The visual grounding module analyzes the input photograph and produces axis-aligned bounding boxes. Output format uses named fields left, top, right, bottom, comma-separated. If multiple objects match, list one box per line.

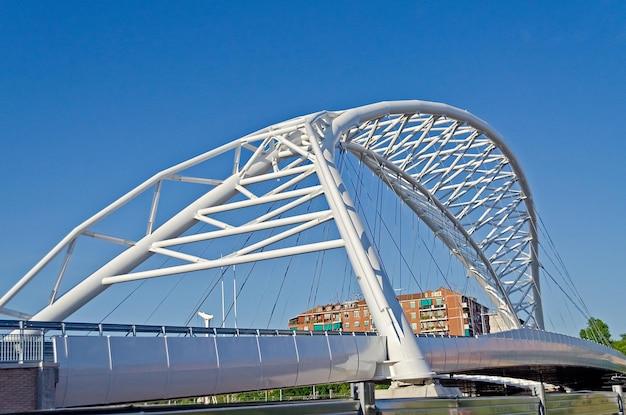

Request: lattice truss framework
left=0, top=101, right=542, bottom=332
left=336, top=108, right=542, bottom=329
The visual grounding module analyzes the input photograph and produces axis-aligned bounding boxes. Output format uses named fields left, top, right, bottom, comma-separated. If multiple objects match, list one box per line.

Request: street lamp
left=197, top=311, right=214, bottom=336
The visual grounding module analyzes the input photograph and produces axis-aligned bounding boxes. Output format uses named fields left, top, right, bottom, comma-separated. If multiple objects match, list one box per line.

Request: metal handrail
left=0, top=319, right=379, bottom=338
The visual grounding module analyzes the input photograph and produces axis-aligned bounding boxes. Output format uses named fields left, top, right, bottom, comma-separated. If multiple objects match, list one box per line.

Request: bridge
left=1, top=100, right=625, bottom=413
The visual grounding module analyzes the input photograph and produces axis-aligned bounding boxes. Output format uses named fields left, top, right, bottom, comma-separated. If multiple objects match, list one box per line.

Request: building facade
left=288, top=287, right=490, bottom=337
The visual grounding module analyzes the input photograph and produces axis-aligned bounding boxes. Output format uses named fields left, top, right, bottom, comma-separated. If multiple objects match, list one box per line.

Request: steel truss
left=0, top=100, right=543, bottom=381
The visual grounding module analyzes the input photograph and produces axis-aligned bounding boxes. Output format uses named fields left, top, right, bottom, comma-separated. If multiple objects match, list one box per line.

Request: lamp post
left=197, top=311, right=214, bottom=336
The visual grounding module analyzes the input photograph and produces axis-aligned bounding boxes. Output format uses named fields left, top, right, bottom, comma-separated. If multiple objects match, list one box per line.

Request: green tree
left=613, top=334, right=626, bottom=356
left=579, top=317, right=612, bottom=346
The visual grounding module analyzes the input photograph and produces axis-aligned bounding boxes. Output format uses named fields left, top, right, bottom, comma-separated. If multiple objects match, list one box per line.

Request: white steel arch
left=0, top=100, right=543, bottom=381
left=332, top=102, right=542, bottom=330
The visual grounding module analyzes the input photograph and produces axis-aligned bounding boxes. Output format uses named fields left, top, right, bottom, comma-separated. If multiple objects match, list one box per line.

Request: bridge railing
left=0, top=333, right=44, bottom=364
left=0, top=319, right=379, bottom=366
left=0, top=321, right=46, bottom=364
left=0, top=319, right=380, bottom=338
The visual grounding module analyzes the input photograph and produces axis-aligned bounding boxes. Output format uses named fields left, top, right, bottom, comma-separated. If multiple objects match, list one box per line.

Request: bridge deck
left=2, top=321, right=624, bottom=408
left=48, top=326, right=626, bottom=407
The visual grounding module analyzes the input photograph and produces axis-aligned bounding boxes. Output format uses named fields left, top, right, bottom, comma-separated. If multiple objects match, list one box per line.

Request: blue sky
left=1, top=2, right=625, bottom=337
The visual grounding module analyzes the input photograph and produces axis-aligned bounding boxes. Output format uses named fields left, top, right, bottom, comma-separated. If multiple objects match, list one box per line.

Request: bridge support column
left=307, top=120, right=433, bottom=381
left=532, top=382, right=546, bottom=415
left=352, top=382, right=376, bottom=415
left=613, top=384, right=624, bottom=415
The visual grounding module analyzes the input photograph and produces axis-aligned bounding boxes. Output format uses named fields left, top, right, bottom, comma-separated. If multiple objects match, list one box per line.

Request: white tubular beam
left=0, top=138, right=247, bottom=309
left=146, top=180, right=162, bottom=235
left=307, top=117, right=434, bottom=382
left=346, top=142, right=520, bottom=329
left=27, top=149, right=279, bottom=322
left=0, top=116, right=313, bottom=311
left=240, top=164, right=313, bottom=185
left=102, top=239, right=345, bottom=284
left=196, top=185, right=323, bottom=215
left=333, top=101, right=542, bottom=329
left=149, top=247, right=208, bottom=264
left=154, top=211, right=333, bottom=248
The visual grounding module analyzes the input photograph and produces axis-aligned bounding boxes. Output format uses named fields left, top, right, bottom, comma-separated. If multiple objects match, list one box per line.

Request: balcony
left=419, top=316, right=448, bottom=322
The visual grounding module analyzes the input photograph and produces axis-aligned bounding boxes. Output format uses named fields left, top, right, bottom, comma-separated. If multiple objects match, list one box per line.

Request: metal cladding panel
left=473, top=336, right=487, bottom=369
left=53, top=338, right=68, bottom=407
left=420, top=337, right=442, bottom=372
left=420, top=329, right=626, bottom=375
left=165, top=336, right=219, bottom=398
left=459, top=336, right=480, bottom=370
left=54, top=336, right=112, bottom=408
left=453, top=337, right=473, bottom=369
left=327, top=335, right=359, bottom=383
left=108, top=336, right=169, bottom=404
left=435, top=336, right=452, bottom=373
left=415, top=336, right=433, bottom=364
left=214, top=336, right=261, bottom=393
left=257, top=336, right=298, bottom=389
left=441, top=336, right=460, bottom=373
left=354, top=335, right=386, bottom=379
left=294, top=334, right=332, bottom=386
left=489, top=338, right=508, bottom=368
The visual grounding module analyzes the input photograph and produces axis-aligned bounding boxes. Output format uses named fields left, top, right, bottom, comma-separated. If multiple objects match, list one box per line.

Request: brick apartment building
left=288, top=287, right=490, bottom=337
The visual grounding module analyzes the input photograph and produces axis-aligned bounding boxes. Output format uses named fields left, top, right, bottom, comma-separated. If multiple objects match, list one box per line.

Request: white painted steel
left=331, top=101, right=541, bottom=329
left=307, top=117, right=434, bottom=381
left=4, top=100, right=545, bottom=381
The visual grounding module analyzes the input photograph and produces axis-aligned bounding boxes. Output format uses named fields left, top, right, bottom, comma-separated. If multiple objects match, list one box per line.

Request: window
left=364, top=320, right=369, bottom=326
left=354, top=321, right=360, bottom=328
left=411, top=312, right=417, bottom=320
left=354, top=310, right=360, bottom=318
left=364, top=309, right=369, bottom=317
left=345, top=322, right=350, bottom=328
left=411, top=323, right=418, bottom=330
left=410, top=301, right=416, bottom=308
left=344, top=312, right=349, bottom=319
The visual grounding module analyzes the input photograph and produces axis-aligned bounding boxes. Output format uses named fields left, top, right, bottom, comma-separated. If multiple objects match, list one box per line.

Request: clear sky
left=1, top=2, right=625, bottom=337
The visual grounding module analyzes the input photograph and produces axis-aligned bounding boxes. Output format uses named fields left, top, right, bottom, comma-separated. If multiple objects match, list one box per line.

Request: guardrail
left=0, top=319, right=380, bottom=337
left=0, top=319, right=381, bottom=366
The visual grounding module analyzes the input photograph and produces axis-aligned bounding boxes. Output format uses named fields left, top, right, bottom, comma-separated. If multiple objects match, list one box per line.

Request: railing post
left=39, top=328, right=44, bottom=363
left=18, top=320, right=24, bottom=364
left=353, top=382, right=376, bottom=415
left=532, top=382, right=547, bottom=415
left=613, top=384, right=624, bottom=415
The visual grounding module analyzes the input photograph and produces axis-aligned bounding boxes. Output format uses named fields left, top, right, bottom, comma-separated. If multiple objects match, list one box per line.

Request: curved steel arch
left=329, top=101, right=542, bottom=330
left=0, top=100, right=543, bottom=381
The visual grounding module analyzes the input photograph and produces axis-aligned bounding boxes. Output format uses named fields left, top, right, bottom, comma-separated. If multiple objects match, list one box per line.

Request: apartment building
left=288, top=287, right=490, bottom=337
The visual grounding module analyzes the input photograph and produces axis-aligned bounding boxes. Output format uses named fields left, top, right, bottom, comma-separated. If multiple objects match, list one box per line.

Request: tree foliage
left=580, top=317, right=626, bottom=356
left=579, top=317, right=611, bottom=345
left=613, top=334, right=626, bottom=356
